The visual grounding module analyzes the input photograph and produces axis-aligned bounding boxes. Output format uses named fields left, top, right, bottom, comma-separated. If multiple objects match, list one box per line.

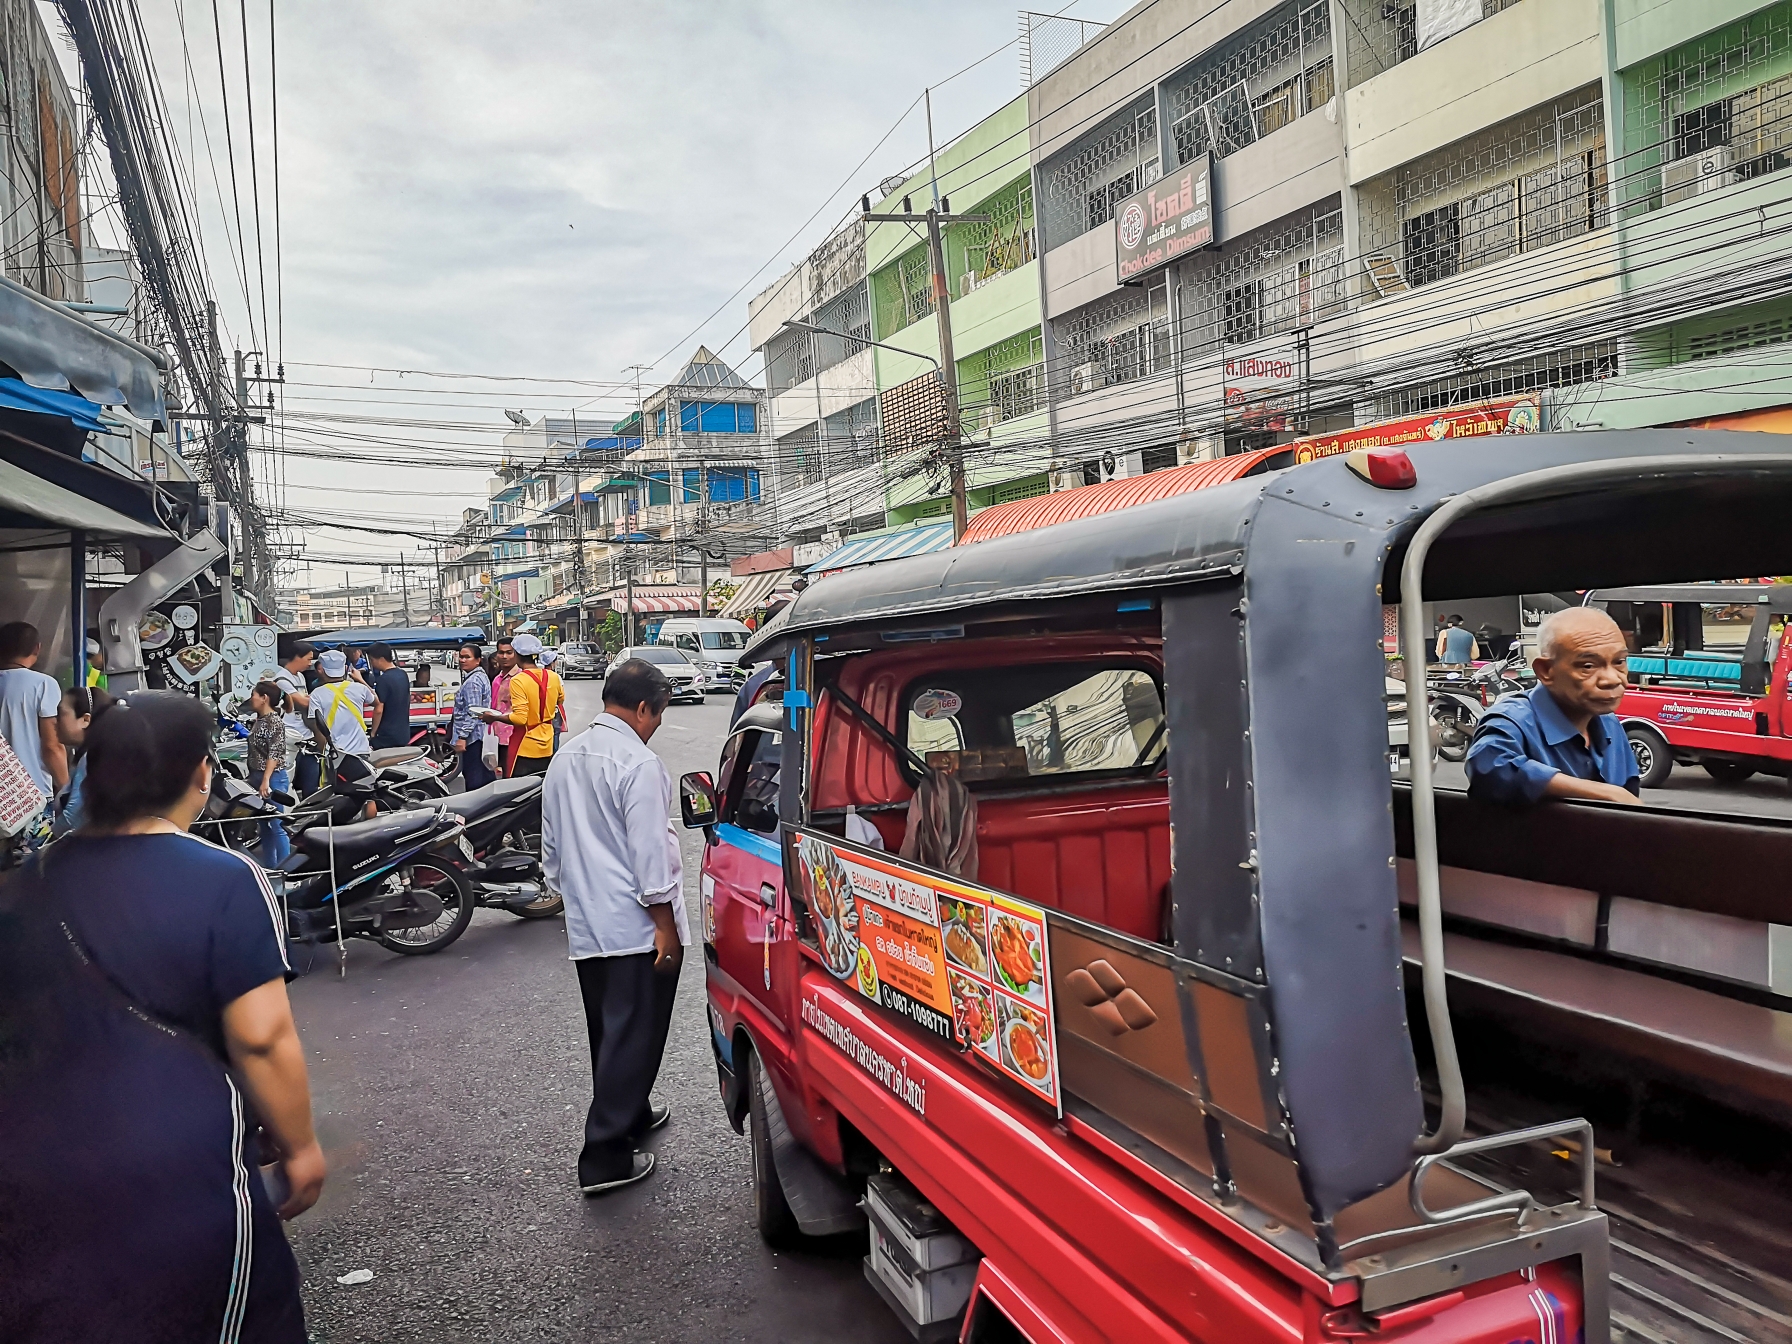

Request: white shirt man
left=0, top=621, right=66, bottom=797
left=542, top=658, right=686, bottom=1196
left=307, top=650, right=375, bottom=758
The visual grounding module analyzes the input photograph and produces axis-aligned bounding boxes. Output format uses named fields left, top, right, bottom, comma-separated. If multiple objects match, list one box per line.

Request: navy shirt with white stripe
left=50, top=832, right=288, bottom=1058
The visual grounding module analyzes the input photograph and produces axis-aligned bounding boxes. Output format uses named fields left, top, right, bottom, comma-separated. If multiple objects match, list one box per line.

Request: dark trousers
left=459, top=744, right=495, bottom=793
left=575, top=951, right=678, bottom=1184
left=510, top=752, right=552, bottom=778
left=293, top=747, right=321, bottom=799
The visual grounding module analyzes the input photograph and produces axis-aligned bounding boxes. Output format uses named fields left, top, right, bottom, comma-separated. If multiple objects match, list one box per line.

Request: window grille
left=994, top=476, right=1050, bottom=505
left=1338, top=0, right=1526, bottom=90
left=1618, top=4, right=1792, bottom=217
left=811, top=284, right=872, bottom=373
left=1052, top=279, right=1171, bottom=396
left=1383, top=340, right=1616, bottom=416
left=823, top=398, right=881, bottom=470
left=899, top=247, right=934, bottom=330
left=962, top=328, right=1046, bottom=429
left=954, top=181, right=1036, bottom=297
left=1176, top=204, right=1345, bottom=357
left=1357, top=89, right=1606, bottom=292
left=779, top=423, right=825, bottom=487
left=1038, top=93, right=1158, bottom=248
left=1163, top=1, right=1332, bottom=167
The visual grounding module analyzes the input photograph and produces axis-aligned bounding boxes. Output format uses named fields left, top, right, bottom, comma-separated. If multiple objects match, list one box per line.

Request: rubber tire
left=1433, top=706, right=1473, bottom=764
left=376, top=858, right=475, bottom=955
left=1626, top=725, right=1674, bottom=789
left=746, top=1051, right=802, bottom=1248
left=499, top=827, right=560, bottom=919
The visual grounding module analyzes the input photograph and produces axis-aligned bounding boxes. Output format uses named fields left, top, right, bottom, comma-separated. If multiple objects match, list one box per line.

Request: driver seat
left=440, top=776, right=542, bottom=822
left=297, top=807, right=443, bottom=863
left=370, top=746, right=426, bottom=768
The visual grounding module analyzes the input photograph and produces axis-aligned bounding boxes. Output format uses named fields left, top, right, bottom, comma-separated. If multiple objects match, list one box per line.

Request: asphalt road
left=285, top=681, right=908, bottom=1344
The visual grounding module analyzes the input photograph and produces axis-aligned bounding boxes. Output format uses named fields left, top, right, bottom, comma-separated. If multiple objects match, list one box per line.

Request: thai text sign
left=1222, top=332, right=1307, bottom=429
left=791, top=827, right=1062, bottom=1113
left=1288, top=397, right=1541, bottom=462
left=1115, top=156, right=1215, bottom=284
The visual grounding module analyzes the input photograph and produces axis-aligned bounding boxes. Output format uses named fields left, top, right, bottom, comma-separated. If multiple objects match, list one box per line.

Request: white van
left=655, top=617, right=752, bottom=692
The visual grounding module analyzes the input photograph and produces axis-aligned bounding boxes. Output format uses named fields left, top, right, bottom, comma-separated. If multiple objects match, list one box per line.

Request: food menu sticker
left=940, top=887, right=1059, bottom=1112
left=795, top=831, right=956, bottom=1045
left=792, top=825, right=1061, bottom=1114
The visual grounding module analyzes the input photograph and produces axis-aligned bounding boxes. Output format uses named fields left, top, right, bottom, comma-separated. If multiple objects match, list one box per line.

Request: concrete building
left=1014, top=0, right=1792, bottom=487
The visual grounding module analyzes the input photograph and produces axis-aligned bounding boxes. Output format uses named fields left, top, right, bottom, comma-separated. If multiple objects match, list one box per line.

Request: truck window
left=903, top=664, right=1165, bottom=783
left=700, top=631, right=747, bottom=650
left=722, top=729, right=781, bottom=834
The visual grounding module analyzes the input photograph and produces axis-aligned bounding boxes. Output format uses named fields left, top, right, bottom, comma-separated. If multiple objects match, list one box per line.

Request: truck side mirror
left=679, top=771, right=718, bottom=828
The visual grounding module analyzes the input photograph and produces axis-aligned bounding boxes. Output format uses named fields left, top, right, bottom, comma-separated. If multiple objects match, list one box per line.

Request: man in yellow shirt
left=479, top=633, right=561, bottom=777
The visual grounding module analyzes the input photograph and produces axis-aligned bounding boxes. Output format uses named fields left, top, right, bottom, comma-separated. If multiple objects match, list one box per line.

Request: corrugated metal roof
left=957, top=447, right=1287, bottom=546
left=805, top=521, right=955, bottom=573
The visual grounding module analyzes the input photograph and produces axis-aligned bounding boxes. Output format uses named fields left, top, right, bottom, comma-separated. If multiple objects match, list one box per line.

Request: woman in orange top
left=478, top=634, right=561, bottom=776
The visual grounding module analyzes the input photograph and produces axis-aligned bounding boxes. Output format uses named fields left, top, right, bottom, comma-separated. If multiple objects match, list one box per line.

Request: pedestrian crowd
left=0, top=626, right=691, bottom=1339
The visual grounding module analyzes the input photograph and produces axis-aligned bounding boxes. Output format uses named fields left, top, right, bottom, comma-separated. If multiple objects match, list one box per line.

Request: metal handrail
left=1411, top=1118, right=1597, bottom=1225
left=1399, top=451, right=1792, bottom=1155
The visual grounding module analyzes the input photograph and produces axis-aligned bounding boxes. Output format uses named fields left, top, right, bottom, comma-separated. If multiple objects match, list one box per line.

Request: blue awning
left=496, top=567, right=540, bottom=581
left=806, top=522, right=954, bottom=574
left=0, top=376, right=111, bottom=433
left=0, top=275, right=166, bottom=423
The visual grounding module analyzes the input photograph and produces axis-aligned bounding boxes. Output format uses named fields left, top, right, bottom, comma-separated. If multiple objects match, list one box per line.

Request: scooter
left=438, top=775, right=561, bottom=919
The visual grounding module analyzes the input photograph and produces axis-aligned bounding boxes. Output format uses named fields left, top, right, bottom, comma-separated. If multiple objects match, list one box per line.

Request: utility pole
left=398, top=553, right=411, bottom=627
left=861, top=194, right=988, bottom=542
left=697, top=459, right=709, bottom=618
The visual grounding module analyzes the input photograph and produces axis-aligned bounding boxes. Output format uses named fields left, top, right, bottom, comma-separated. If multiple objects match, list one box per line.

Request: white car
left=617, top=645, right=707, bottom=704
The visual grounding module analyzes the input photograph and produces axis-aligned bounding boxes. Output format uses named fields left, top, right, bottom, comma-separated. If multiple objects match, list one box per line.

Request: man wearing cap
left=479, top=633, right=561, bottom=777
left=83, top=638, right=107, bottom=690
left=307, top=649, right=376, bottom=762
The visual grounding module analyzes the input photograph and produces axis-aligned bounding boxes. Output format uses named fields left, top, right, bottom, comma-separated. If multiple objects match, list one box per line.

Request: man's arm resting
left=646, top=898, right=681, bottom=972
left=38, top=715, right=67, bottom=790
left=1542, top=772, right=1640, bottom=805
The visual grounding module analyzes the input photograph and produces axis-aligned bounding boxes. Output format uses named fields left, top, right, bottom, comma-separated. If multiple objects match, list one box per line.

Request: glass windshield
left=561, top=643, right=594, bottom=655
left=701, top=631, right=748, bottom=650
left=632, top=646, right=688, bottom=665
left=903, top=663, right=1166, bottom=783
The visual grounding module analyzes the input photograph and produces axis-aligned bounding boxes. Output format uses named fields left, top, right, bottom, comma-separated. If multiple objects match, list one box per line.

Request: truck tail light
left=1344, top=447, right=1417, bottom=489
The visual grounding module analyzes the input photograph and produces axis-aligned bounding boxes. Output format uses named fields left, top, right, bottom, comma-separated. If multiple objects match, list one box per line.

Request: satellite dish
left=503, top=409, right=529, bottom=427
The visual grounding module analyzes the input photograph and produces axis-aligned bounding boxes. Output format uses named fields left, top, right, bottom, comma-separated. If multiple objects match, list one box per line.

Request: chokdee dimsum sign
left=1115, top=155, right=1215, bottom=284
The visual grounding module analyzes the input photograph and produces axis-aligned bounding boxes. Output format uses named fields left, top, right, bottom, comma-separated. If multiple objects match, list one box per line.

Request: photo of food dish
left=949, top=971, right=997, bottom=1056
left=855, top=945, right=879, bottom=1001
left=799, top=837, right=859, bottom=980
left=137, top=610, right=174, bottom=651
left=941, top=900, right=989, bottom=977
left=990, top=913, right=1045, bottom=1002
left=166, top=641, right=224, bottom=686
left=998, top=997, right=1053, bottom=1094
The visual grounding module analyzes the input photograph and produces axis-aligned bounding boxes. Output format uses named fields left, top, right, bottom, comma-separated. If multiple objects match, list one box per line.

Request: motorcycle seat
left=441, top=776, right=542, bottom=822
left=370, top=746, right=427, bottom=768
left=297, top=807, right=444, bottom=862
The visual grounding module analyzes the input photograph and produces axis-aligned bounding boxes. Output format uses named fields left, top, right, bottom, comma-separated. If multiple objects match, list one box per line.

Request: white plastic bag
left=844, top=805, right=885, bottom=851
left=480, top=731, right=500, bottom=772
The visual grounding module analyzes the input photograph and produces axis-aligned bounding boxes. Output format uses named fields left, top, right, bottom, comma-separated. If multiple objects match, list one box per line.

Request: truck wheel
left=1626, top=725, right=1673, bottom=788
left=746, top=1051, right=802, bottom=1248
left=1702, top=760, right=1757, bottom=784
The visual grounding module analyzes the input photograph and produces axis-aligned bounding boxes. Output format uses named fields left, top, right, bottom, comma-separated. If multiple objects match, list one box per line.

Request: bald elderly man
left=1465, top=607, right=1640, bottom=807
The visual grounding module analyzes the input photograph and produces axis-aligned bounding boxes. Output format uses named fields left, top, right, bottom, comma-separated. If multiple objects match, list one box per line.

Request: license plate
left=458, top=836, right=475, bottom=860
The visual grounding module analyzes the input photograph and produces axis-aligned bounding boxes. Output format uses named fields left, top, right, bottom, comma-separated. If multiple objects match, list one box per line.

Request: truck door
left=709, top=726, right=788, bottom=1029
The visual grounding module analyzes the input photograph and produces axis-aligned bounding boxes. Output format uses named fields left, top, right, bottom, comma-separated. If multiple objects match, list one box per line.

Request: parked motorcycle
left=1423, top=650, right=1534, bottom=762
left=200, top=758, right=474, bottom=956
left=438, top=775, right=561, bottom=919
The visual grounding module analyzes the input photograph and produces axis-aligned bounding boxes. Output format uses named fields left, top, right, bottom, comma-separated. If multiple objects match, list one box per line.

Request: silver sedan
left=615, top=645, right=707, bottom=704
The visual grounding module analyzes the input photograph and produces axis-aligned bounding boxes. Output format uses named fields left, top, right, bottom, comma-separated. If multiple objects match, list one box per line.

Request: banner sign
left=1115, top=155, right=1215, bottom=284
left=1223, top=332, right=1307, bottom=429
left=1288, top=396, right=1541, bottom=463
left=790, top=827, right=1062, bottom=1113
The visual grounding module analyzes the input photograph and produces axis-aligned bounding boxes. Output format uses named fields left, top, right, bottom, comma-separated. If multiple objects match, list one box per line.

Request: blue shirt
left=452, top=667, right=490, bottom=745
left=1465, top=684, right=1639, bottom=807
left=369, top=665, right=412, bottom=748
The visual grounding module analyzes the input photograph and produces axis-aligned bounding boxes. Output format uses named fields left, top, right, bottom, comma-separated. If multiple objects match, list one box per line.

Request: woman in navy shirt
left=0, top=691, right=325, bottom=1342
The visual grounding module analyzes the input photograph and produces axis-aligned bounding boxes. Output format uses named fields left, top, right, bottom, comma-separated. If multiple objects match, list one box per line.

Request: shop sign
left=1115, top=156, right=1215, bottom=284
left=791, top=827, right=1062, bottom=1113
left=1288, top=396, right=1541, bottom=463
left=1223, top=332, right=1307, bottom=429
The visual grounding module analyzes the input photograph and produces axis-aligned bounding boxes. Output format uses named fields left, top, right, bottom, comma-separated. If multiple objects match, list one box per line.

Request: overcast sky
left=87, top=1, right=1128, bottom=586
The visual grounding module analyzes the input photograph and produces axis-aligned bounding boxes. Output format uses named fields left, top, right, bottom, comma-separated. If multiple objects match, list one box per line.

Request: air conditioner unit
left=1662, top=145, right=1736, bottom=206
left=977, top=405, right=1000, bottom=433
left=1070, top=362, right=1101, bottom=396
left=960, top=272, right=980, bottom=295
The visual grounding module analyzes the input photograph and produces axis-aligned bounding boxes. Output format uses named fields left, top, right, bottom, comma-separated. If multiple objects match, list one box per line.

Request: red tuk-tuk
left=682, top=432, right=1792, bottom=1344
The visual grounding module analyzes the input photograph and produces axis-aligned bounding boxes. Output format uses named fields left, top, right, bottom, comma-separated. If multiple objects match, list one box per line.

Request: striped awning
left=958, top=446, right=1286, bottom=546
left=719, top=569, right=796, bottom=618
left=589, top=586, right=703, bottom=614
left=805, top=521, right=954, bottom=574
